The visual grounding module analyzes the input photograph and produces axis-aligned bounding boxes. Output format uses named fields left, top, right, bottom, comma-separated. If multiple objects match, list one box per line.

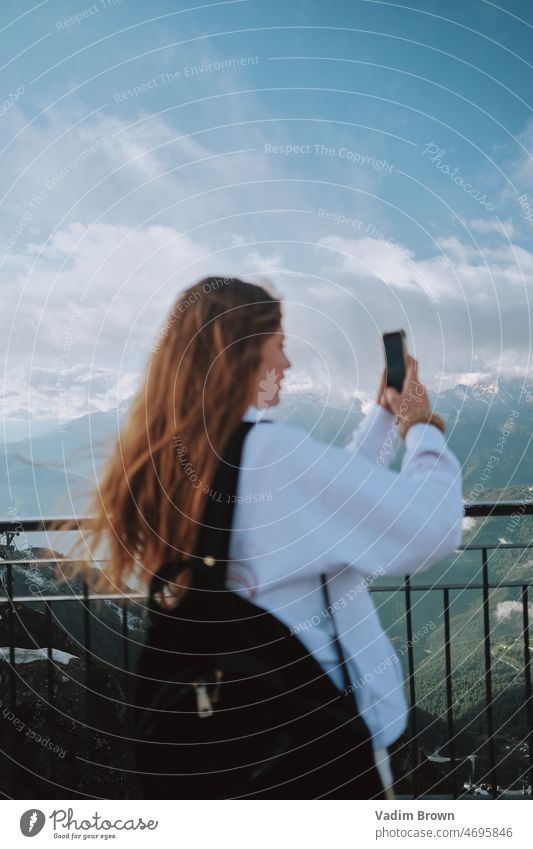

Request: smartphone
left=382, top=330, right=407, bottom=393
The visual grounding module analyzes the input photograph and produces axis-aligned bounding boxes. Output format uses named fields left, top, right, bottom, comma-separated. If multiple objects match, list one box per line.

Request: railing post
left=82, top=578, right=93, bottom=763
left=44, top=599, right=56, bottom=789
left=122, top=599, right=130, bottom=674
left=443, top=588, right=457, bottom=798
left=521, top=585, right=533, bottom=796
left=4, top=564, right=17, bottom=796
left=121, top=599, right=135, bottom=775
left=482, top=547, right=497, bottom=797
left=404, top=575, right=419, bottom=798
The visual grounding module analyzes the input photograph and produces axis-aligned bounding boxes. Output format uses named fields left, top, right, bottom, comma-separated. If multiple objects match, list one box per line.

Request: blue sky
left=1, top=0, right=533, bottom=437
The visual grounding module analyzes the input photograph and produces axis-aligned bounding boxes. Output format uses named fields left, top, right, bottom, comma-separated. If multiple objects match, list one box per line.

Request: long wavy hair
left=59, top=277, right=281, bottom=597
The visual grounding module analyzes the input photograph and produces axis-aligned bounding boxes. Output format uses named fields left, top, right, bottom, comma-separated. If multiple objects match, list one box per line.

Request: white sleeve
left=343, top=403, right=399, bottom=468
left=287, top=420, right=464, bottom=579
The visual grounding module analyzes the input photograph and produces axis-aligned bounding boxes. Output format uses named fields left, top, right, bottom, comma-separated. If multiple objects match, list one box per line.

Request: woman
left=82, top=276, right=463, bottom=799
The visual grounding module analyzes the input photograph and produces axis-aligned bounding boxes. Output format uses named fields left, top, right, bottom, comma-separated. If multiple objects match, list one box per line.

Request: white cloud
left=302, top=231, right=533, bottom=384
left=317, top=234, right=425, bottom=291
left=2, top=102, right=533, bottom=428
left=1, top=362, right=139, bottom=421
left=467, top=218, right=516, bottom=238
left=4, top=215, right=533, bottom=424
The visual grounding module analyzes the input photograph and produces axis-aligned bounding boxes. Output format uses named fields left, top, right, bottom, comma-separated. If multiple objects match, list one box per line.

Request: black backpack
left=133, top=420, right=385, bottom=799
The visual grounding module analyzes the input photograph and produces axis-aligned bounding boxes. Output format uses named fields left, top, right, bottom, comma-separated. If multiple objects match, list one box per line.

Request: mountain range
left=2, top=377, right=532, bottom=518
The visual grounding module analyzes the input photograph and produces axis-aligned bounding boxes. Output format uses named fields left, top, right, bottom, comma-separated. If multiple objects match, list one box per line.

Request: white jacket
left=226, top=402, right=464, bottom=748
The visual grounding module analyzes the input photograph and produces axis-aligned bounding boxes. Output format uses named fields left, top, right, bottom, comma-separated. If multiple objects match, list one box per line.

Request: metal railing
left=370, top=502, right=533, bottom=799
left=1, top=501, right=532, bottom=799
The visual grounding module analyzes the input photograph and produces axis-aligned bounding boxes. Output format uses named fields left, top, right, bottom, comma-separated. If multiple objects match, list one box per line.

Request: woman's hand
left=383, top=356, right=432, bottom=422
left=376, top=366, right=394, bottom=413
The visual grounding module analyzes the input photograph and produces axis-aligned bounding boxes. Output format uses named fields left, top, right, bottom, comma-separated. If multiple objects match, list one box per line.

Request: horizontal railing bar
left=1, top=500, right=532, bottom=534
left=0, top=593, right=147, bottom=603
left=0, top=518, right=97, bottom=532
left=1, top=543, right=532, bottom=572
left=4, top=579, right=533, bottom=603
left=0, top=557, right=111, bottom=566
left=458, top=543, right=533, bottom=551
left=464, top=501, right=533, bottom=517
left=371, top=581, right=533, bottom=592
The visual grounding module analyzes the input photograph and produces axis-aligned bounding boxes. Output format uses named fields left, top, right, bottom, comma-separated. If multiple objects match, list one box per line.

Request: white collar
left=242, top=404, right=272, bottom=423
left=242, top=404, right=259, bottom=422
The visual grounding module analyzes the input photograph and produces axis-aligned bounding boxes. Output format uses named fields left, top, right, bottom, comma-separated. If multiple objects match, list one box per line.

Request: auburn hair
left=59, top=277, right=281, bottom=596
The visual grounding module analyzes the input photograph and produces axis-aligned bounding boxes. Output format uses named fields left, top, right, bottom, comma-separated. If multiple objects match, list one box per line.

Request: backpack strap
left=149, top=420, right=268, bottom=601
left=320, top=574, right=358, bottom=714
left=193, top=420, right=264, bottom=589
